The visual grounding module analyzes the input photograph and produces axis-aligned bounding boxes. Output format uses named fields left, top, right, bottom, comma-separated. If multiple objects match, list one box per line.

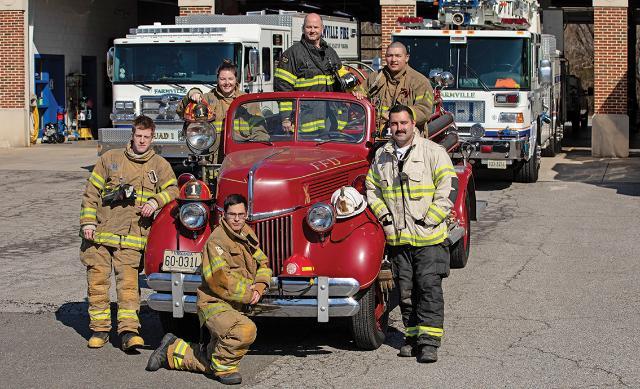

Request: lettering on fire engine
left=310, top=158, right=341, bottom=171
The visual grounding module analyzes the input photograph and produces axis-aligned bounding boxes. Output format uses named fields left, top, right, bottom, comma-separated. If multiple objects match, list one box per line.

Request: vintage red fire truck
left=144, top=87, right=476, bottom=350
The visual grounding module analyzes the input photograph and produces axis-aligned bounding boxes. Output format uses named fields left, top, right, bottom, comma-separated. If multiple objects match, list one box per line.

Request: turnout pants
left=166, top=307, right=257, bottom=376
left=388, top=243, right=450, bottom=348
left=80, top=241, right=142, bottom=334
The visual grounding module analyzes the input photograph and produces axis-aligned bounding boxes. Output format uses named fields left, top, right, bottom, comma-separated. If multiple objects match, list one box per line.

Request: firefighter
left=355, top=41, right=434, bottom=136
left=274, top=13, right=351, bottom=133
left=146, top=193, right=272, bottom=385
left=80, top=115, right=178, bottom=350
left=177, top=61, right=269, bottom=163
left=365, top=104, right=456, bottom=363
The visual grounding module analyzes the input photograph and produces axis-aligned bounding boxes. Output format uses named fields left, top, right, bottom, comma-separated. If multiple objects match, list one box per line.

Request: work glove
left=377, top=260, right=394, bottom=292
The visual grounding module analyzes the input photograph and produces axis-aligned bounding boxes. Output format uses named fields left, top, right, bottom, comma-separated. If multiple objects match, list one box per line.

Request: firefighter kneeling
left=146, top=194, right=272, bottom=385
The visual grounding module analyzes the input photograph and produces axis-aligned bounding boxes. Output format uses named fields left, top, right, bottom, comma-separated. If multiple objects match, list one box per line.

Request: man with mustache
left=365, top=104, right=455, bottom=363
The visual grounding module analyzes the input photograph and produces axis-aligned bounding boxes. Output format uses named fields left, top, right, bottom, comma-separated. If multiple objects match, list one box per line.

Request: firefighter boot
left=146, top=333, right=177, bottom=371
left=417, top=345, right=438, bottom=363
left=121, top=331, right=145, bottom=351
left=88, top=331, right=110, bottom=348
left=398, top=338, right=417, bottom=357
left=212, top=371, right=242, bottom=385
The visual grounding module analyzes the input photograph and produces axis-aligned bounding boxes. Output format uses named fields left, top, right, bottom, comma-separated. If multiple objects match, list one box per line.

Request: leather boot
left=87, top=331, right=110, bottom=348
left=398, top=338, right=416, bottom=357
left=121, top=331, right=144, bottom=351
left=416, top=345, right=438, bottom=363
left=212, top=371, right=242, bottom=385
left=146, top=333, right=177, bottom=371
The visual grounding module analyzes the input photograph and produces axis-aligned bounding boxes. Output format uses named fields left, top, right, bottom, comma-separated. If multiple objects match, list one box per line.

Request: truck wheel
left=159, top=312, right=200, bottom=342
left=450, top=194, right=471, bottom=269
left=513, top=144, right=539, bottom=183
left=350, top=284, right=388, bottom=350
left=541, top=134, right=556, bottom=157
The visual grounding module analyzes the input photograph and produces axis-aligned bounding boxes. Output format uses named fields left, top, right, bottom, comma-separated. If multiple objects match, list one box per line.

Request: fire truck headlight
left=307, top=203, right=335, bottom=233
left=179, top=202, right=208, bottom=230
left=185, top=122, right=217, bottom=155
left=498, top=112, right=524, bottom=124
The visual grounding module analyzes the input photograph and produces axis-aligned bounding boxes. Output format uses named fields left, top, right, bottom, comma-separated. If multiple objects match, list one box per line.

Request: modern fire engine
left=394, top=0, right=563, bottom=182
left=98, top=11, right=359, bottom=163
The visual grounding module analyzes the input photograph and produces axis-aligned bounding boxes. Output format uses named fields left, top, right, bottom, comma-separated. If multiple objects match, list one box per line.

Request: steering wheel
left=496, top=63, right=515, bottom=72
left=318, top=131, right=358, bottom=142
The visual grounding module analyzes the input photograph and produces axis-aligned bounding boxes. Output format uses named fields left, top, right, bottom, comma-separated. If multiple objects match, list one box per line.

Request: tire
left=159, top=311, right=200, bottom=342
left=450, top=194, right=471, bottom=269
left=553, top=125, right=563, bottom=154
left=513, top=144, right=539, bottom=183
left=541, top=134, right=556, bottom=157
left=350, top=285, right=388, bottom=350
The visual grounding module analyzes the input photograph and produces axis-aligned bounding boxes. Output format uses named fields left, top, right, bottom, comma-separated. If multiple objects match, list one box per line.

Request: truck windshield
left=395, top=36, right=531, bottom=90
left=113, top=43, right=241, bottom=84
left=231, top=99, right=367, bottom=144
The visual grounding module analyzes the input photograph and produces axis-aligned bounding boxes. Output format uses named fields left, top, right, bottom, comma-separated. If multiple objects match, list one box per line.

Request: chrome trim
left=147, top=293, right=360, bottom=318
left=317, top=276, right=329, bottom=322
left=147, top=274, right=360, bottom=298
left=171, top=272, right=185, bottom=318
left=250, top=207, right=299, bottom=221
left=247, top=148, right=288, bottom=221
left=452, top=137, right=527, bottom=160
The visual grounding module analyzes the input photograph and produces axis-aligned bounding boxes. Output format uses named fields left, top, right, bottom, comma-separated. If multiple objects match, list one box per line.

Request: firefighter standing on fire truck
left=355, top=41, right=434, bottom=135
left=146, top=193, right=272, bottom=386
left=274, top=13, right=352, bottom=133
left=80, top=115, right=178, bottom=350
left=366, top=105, right=455, bottom=363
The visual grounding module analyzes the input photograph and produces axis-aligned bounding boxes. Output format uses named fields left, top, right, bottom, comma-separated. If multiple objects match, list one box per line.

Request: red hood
left=218, top=147, right=368, bottom=213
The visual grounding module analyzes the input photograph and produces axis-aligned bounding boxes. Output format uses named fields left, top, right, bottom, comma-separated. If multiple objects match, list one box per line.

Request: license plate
left=161, top=250, right=202, bottom=273
left=153, top=129, right=181, bottom=143
left=487, top=160, right=507, bottom=169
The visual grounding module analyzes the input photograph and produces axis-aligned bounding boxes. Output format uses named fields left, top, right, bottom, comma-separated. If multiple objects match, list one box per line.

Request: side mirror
left=538, top=59, right=552, bottom=87
left=248, top=48, right=259, bottom=83
left=106, top=47, right=114, bottom=83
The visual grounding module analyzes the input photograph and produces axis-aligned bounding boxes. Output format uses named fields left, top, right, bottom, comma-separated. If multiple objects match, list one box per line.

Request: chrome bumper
left=452, top=136, right=529, bottom=161
left=146, top=273, right=361, bottom=322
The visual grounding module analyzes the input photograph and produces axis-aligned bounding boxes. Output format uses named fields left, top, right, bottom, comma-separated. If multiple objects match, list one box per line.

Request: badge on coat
left=215, top=246, right=224, bottom=255
left=109, top=163, right=119, bottom=171
left=281, top=55, right=289, bottom=64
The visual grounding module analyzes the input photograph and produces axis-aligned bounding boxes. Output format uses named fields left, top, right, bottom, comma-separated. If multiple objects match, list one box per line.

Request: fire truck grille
left=442, top=100, right=485, bottom=123
left=252, top=215, right=292, bottom=274
left=140, top=94, right=183, bottom=122
left=307, top=172, right=350, bottom=202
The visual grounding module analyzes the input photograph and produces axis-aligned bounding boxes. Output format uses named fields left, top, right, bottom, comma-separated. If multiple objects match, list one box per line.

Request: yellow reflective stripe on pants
left=426, top=204, right=448, bottom=224
left=198, top=302, right=232, bottom=323
left=173, top=339, right=190, bottom=370
left=211, top=356, right=238, bottom=373
left=433, top=165, right=456, bottom=186
left=94, top=232, right=122, bottom=247
left=89, top=172, right=105, bottom=190
left=89, top=308, right=111, bottom=321
left=80, top=207, right=97, bottom=220
left=275, top=68, right=298, bottom=85
left=161, top=178, right=177, bottom=190
left=405, top=326, right=418, bottom=337
left=386, top=228, right=447, bottom=247
left=417, top=326, right=444, bottom=337
left=117, top=308, right=139, bottom=322
left=94, top=232, right=147, bottom=250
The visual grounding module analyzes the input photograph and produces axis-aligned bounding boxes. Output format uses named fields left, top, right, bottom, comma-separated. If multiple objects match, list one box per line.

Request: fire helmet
left=183, top=100, right=215, bottom=123
left=331, top=186, right=366, bottom=219
left=178, top=179, right=213, bottom=202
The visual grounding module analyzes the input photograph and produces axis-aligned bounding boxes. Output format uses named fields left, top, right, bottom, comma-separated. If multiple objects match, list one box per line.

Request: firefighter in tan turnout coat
left=146, top=194, right=272, bottom=386
left=366, top=105, right=456, bottom=363
left=80, top=115, right=178, bottom=350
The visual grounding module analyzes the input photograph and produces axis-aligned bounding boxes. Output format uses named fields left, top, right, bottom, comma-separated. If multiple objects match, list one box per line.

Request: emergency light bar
left=130, top=26, right=227, bottom=36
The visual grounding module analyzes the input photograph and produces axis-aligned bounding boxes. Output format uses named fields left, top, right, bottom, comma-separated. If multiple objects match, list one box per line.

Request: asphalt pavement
left=0, top=140, right=639, bottom=388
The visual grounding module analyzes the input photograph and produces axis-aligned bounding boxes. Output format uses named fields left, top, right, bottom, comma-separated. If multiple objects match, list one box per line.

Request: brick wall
left=179, top=6, right=212, bottom=15
left=0, top=10, right=25, bottom=109
left=381, top=4, right=415, bottom=58
left=593, top=6, right=628, bottom=115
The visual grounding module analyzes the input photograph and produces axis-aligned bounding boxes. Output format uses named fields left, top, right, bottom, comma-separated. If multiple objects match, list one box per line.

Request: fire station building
left=0, top=0, right=637, bottom=157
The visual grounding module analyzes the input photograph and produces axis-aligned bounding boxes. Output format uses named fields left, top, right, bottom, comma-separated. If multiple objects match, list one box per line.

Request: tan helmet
left=331, top=186, right=367, bottom=219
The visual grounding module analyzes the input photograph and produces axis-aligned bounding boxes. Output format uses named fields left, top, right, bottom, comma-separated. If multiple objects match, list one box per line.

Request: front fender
left=297, top=209, right=385, bottom=289
left=144, top=200, right=212, bottom=275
